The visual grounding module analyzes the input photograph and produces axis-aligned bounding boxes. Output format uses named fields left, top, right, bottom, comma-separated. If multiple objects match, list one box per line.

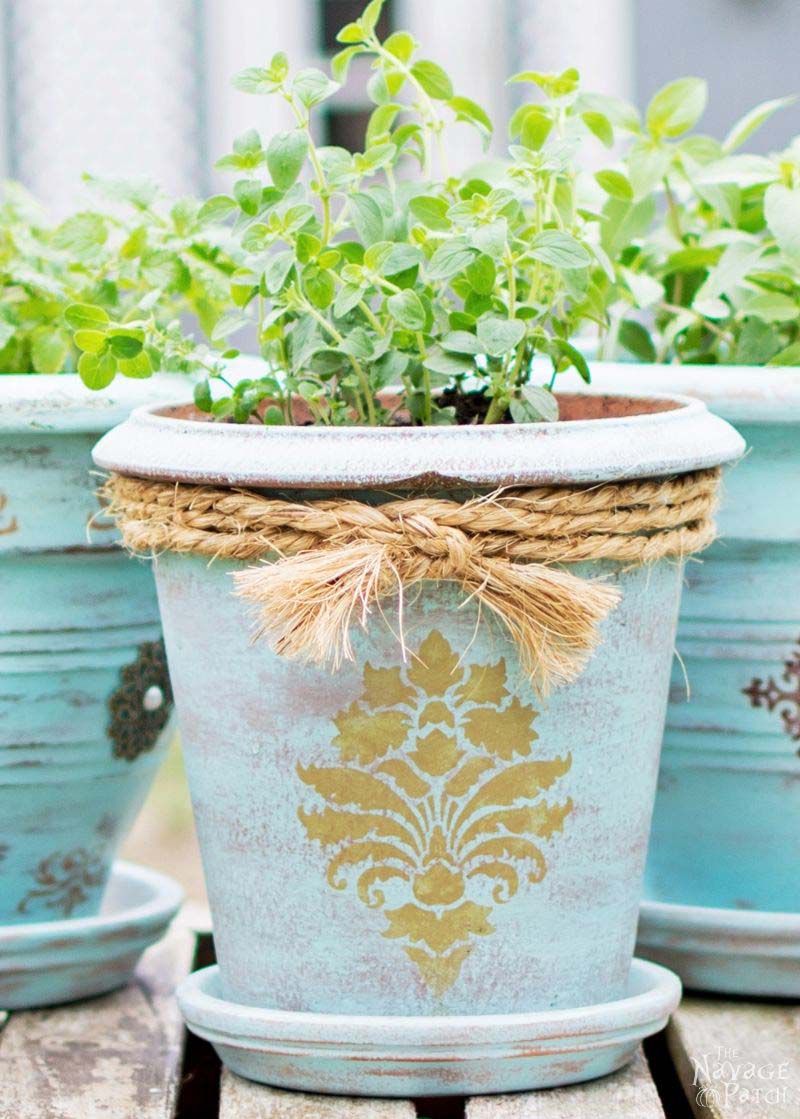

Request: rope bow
left=102, top=469, right=720, bottom=694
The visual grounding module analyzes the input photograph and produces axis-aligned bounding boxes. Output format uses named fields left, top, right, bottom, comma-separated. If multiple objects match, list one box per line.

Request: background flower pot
left=0, top=374, right=183, bottom=924
left=586, top=365, right=800, bottom=913
left=94, top=393, right=741, bottom=1077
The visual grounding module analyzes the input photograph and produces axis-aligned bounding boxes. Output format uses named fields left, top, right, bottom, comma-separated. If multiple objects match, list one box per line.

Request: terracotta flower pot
left=93, top=391, right=742, bottom=1094
left=0, top=374, right=181, bottom=924
left=586, top=365, right=800, bottom=996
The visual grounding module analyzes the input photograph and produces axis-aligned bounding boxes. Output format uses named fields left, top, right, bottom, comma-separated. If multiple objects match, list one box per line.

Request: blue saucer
left=638, top=899, right=800, bottom=998
left=177, top=958, right=681, bottom=1097
left=0, top=860, right=183, bottom=1009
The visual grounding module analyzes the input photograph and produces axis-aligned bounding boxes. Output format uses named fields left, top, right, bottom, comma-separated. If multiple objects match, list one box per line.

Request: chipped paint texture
left=582, top=366, right=800, bottom=919
left=158, top=552, right=683, bottom=1017
left=178, top=958, right=680, bottom=1096
left=0, top=376, right=174, bottom=924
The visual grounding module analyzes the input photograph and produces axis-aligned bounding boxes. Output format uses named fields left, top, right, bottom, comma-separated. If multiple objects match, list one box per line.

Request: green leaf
left=387, top=289, right=426, bottom=330
left=361, top=0, right=385, bottom=34
left=511, top=384, right=559, bottom=423
left=380, top=243, right=423, bottom=275
left=528, top=231, right=591, bottom=269
left=31, top=326, right=70, bottom=374
left=118, top=350, right=153, bottom=379
left=621, top=267, right=664, bottom=309
left=73, top=329, right=107, bottom=354
left=765, top=183, right=800, bottom=262
left=334, top=283, right=366, bottom=318
left=234, top=179, right=262, bottom=215
left=723, top=96, right=795, bottom=153
left=509, top=104, right=548, bottom=148
left=331, top=46, right=362, bottom=82
left=383, top=31, right=415, bottom=63
left=0, top=320, right=16, bottom=350
left=627, top=142, right=672, bottom=199
left=619, top=319, right=656, bottom=362
left=476, top=317, right=526, bottom=357
left=465, top=253, right=496, bottom=295
left=408, top=194, right=450, bottom=231
left=350, top=193, right=384, bottom=245
left=519, top=107, right=553, bottom=150
left=410, top=60, right=453, bottom=100
left=441, top=330, right=482, bottom=355
left=293, top=69, right=340, bottom=108
left=107, top=331, right=144, bottom=358
left=337, top=22, right=366, bottom=44
left=508, top=68, right=579, bottom=97
left=741, top=291, right=798, bottom=323
left=768, top=341, right=800, bottom=366
left=427, top=242, right=474, bottom=280
left=423, top=347, right=476, bottom=376
left=366, top=102, right=402, bottom=145
left=693, top=241, right=764, bottom=303
left=448, top=96, right=492, bottom=140
left=212, top=310, right=251, bottom=342
left=194, top=379, right=213, bottom=412
left=52, top=213, right=107, bottom=255
left=233, top=67, right=274, bottom=94
left=549, top=338, right=592, bottom=383
left=64, top=303, right=110, bottom=331
left=646, top=77, right=707, bottom=139
left=582, top=111, right=613, bottom=147
left=303, top=265, right=335, bottom=309
left=734, top=317, right=782, bottom=365
left=78, top=350, right=116, bottom=390
left=198, top=194, right=238, bottom=223
left=594, top=169, right=633, bottom=202
left=266, top=130, right=308, bottom=190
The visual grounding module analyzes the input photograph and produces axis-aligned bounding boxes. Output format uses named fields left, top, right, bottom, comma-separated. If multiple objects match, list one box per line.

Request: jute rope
left=103, top=468, right=720, bottom=693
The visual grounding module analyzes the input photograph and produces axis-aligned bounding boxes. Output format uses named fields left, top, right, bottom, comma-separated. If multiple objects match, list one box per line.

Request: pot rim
left=0, top=372, right=192, bottom=435
left=92, top=388, right=745, bottom=489
left=584, top=361, right=800, bottom=424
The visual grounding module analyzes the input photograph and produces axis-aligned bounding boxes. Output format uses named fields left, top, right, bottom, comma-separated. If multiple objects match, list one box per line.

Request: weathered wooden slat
left=220, top=1069, right=417, bottom=1118
left=667, top=997, right=800, bottom=1119
left=0, top=922, right=194, bottom=1119
left=466, top=1049, right=664, bottom=1118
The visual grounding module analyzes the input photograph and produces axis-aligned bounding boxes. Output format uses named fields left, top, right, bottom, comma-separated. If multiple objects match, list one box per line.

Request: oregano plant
left=1, top=177, right=229, bottom=385
left=599, top=80, right=800, bottom=365
left=89, top=0, right=631, bottom=425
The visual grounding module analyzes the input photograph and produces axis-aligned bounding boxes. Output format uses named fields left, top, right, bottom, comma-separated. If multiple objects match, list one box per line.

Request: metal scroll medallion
left=298, top=629, right=573, bottom=996
left=108, top=639, right=174, bottom=761
left=742, top=637, right=800, bottom=752
left=17, top=847, right=105, bottom=917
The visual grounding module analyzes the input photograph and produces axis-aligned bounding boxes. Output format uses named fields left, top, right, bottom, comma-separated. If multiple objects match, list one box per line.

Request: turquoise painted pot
left=0, top=375, right=183, bottom=925
left=587, top=365, right=800, bottom=913
left=94, top=393, right=740, bottom=1085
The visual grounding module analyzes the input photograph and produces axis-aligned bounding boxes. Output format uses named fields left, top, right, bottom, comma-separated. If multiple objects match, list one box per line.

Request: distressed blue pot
left=0, top=375, right=183, bottom=925
left=588, top=366, right=800, bottom=913
left=94, top=392, right=741, bottom=1093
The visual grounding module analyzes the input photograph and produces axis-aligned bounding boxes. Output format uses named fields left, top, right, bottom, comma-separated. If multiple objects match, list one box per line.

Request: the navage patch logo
left=691, top=1045, right=794, bottom=1109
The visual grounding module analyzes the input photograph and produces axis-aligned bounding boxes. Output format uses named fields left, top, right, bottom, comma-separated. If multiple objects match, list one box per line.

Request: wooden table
left=1, top=923, right=797, bottom=1119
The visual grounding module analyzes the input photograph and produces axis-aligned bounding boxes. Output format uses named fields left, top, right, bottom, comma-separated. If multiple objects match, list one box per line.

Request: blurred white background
left=1, top=0, right=798, bottom=214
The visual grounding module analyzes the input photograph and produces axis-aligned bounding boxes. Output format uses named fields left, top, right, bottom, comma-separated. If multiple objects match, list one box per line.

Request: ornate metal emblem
left=108, top=639, right=173, bottom=761
left=17, top=847, right=105, bottom=917
left=743, top=638, right=800, bottom=750
left=298, top=629, right=573, bottom=996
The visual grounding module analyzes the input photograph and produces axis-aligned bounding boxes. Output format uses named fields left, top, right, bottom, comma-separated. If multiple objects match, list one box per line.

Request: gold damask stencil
left=297, top=629, right=573, bottom=996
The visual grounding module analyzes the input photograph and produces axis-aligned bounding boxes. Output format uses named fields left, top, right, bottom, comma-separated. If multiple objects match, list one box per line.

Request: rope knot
left=101, top=468, right=722, bottom=694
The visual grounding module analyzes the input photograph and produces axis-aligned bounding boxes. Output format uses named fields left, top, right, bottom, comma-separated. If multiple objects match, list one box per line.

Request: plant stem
left=301, top=302, right=376, bottom=424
